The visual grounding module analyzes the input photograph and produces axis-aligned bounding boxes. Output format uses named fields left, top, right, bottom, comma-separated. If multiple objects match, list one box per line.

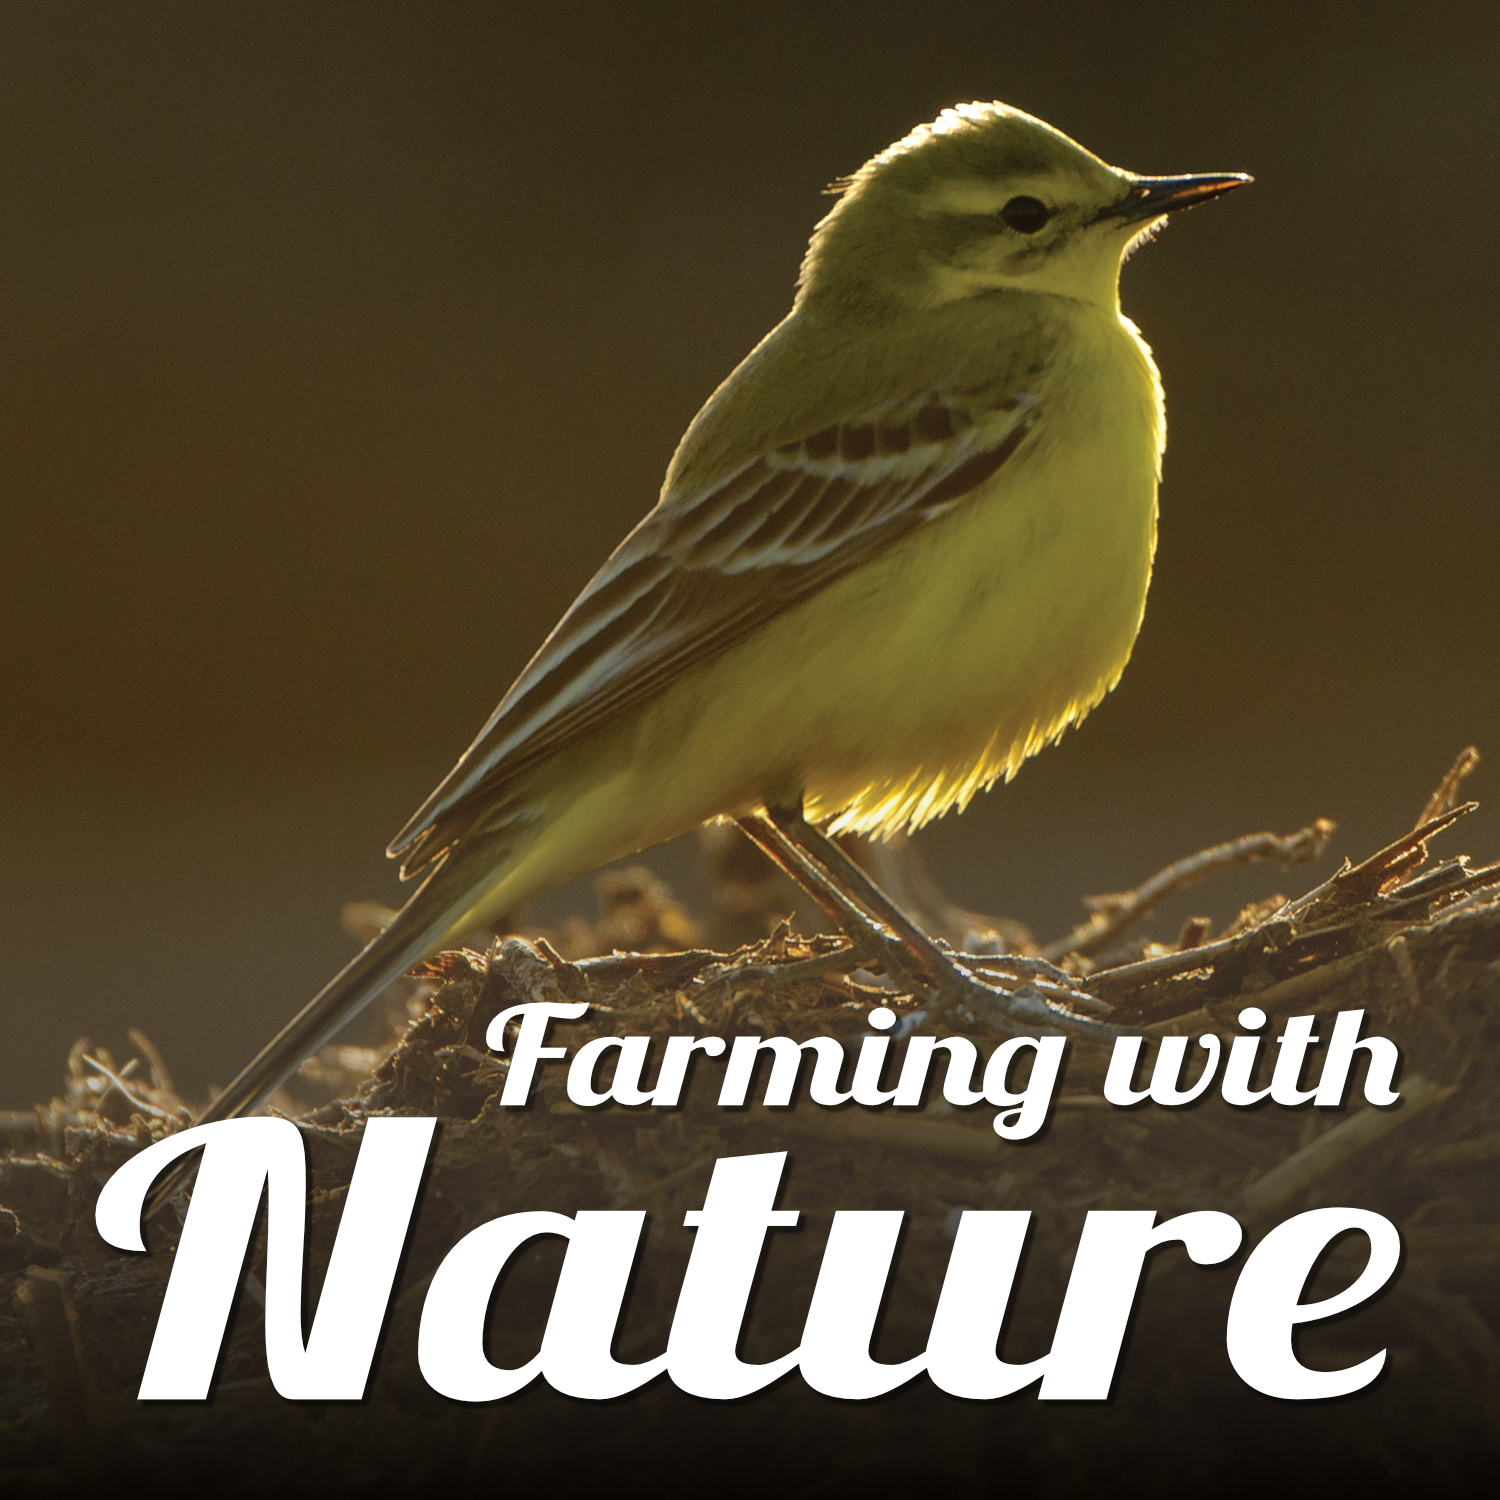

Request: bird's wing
left=389, top=383, right=1039, bottom=873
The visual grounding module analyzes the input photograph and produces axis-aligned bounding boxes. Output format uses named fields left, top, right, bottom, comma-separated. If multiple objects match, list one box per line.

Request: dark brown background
left=4, top=0, right=1497, bottom=1106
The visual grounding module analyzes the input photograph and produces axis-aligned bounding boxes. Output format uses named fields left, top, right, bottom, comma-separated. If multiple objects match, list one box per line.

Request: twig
left=574, top=948, right=734, bottom=979
left=1093, top=798, right=1483, bottom=1022
left=689, top=942, right=873, bottom=1007
left=1049, top=924, right=1265, bottom=1003
left=1144, top=949, right=1375, bottom=1035
left=959, top=951, right=1085, bottom=986
left=13, top=1268, right=115, bottom=1461
left=126, top=1027, right=177, bottom=1100
left=1042, top=818, right=1335, bottom=963
left=80, top=1053, right=176, bottom=1122
left=1415, top=745, right=1480, bottom=832
left=534, top=936, right=573, bottom=971
left=955, top=964, right=1112, bottom=1015
left=1286, top=802, right=1478, bottom=926
left=1175, top=915, right=1213, bottom=951
left=1237, top=1073, right=1454, bottom=1217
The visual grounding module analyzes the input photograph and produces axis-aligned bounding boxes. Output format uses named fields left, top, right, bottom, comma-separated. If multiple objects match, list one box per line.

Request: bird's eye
left=999, top=196, right=1051, bottom=234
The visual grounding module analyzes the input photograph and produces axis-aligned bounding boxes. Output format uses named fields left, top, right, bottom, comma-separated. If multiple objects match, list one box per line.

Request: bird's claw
left=924, top=968, right=1136, bottom=1042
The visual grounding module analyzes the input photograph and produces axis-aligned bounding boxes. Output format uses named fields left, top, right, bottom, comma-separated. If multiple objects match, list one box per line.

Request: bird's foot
left=911, top=959, right=1126, bottom=1041
left=737, top=806, right=1132, bottom=1042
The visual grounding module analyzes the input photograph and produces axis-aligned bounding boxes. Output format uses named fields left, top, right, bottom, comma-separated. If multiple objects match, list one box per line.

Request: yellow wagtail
left=184, top=100, right=1248, bottom=1133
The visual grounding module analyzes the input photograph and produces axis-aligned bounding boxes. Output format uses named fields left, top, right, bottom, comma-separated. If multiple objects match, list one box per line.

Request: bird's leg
left=763, top=805, right=961, bottom=981
left=734, top=813, right=930, bottom=991
left=758, top=804, right=1124, bottom=1039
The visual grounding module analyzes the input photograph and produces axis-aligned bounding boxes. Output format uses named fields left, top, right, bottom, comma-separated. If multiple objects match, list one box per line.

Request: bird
left=179, top=100, right=1248, bottom=1140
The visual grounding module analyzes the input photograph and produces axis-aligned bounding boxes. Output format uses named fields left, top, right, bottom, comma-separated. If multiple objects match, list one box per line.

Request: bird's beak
left=1093, top=172, right=1252, bottom=227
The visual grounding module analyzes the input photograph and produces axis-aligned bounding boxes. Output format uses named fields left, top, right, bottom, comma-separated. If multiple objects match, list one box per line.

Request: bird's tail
left=208, top=880, right=463, bottom=1125
left=142, top=849, right=503, bottom=1219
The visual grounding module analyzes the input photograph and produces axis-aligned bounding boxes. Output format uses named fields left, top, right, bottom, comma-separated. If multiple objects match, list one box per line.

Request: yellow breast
left=449, top=311, right=1164, bottom=927
left=662, top=304, right=1165, bottom=839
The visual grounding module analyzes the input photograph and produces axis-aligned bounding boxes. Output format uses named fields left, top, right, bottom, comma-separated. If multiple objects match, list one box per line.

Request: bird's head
left=799, top=101, right=1248, bottom=318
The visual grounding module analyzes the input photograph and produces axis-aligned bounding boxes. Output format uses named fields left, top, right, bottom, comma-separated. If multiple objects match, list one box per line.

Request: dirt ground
left=2, top=760, right=1497, bottom=1497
